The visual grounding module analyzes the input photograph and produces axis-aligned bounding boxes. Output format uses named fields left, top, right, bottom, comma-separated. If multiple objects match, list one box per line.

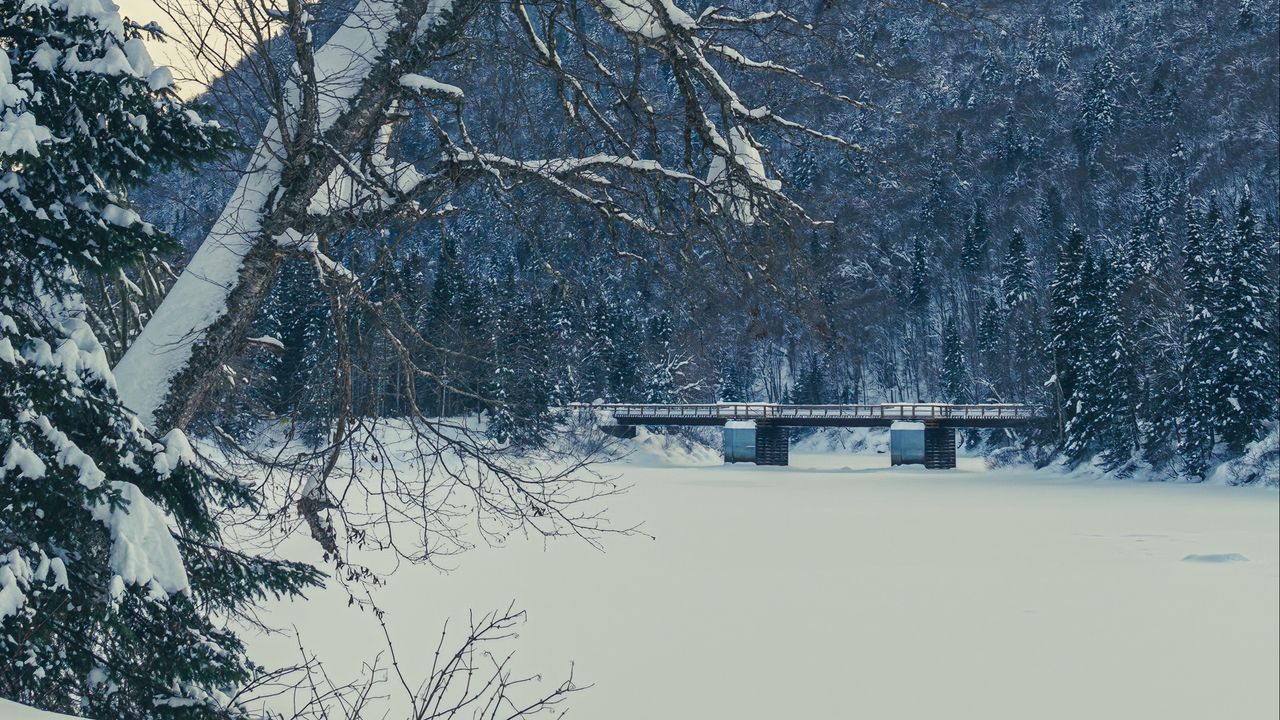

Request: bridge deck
left=577, top=403, right=1045, bottom=428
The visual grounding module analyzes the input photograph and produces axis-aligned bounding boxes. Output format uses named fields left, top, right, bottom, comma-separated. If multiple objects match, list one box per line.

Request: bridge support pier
left=755, top=424, right=790, bottom=466
left=923, top=422, right=956, bottom=469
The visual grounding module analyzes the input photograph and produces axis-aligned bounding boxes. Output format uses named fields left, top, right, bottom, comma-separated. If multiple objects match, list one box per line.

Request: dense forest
left=119, top=0, right=1280, bottom=478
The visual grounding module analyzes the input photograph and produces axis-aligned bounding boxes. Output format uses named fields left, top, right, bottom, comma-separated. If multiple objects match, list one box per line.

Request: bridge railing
left=570, top=402, right=1041, bottom=421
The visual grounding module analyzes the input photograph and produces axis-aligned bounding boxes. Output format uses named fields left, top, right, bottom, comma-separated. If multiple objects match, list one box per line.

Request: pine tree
left=1092, top=262, right=1141, bottom=468
left=716, top=356, right=753, bottom=402
left=0, top=3, right=320, bottom=715
left=907, top=236, right=931, bottom=318
left=590, top=297, right=642, bottom=401
left=941, top=316, right=968, bottom=404
left=1047, top=225, right=1089, bottom=423
left=483, top=271, right=557, bottom=446
left=1213, top=186, right=1276, bottom=453
left=792, top=354, right=828, bottom=405
left=427, top=233, right=486, bottom=414
left=960, top=199, right=989, bottom=276
left=1238, top=0, right=1256, bottom=29
left=1179, top=197, right=1216, bottom=477
left=978, top=294, right=1003, bottom=356
left=1063, top=253, right=1139, bottom=466
left=1037, top=186, right=1065, bottom=248
left=1126, top=164, right=1167, bottom=278
left=1121, top=165, right=1176, bottom=467
left=259, top=261, right=332, bottom=437
left=1001, top=229, right=1035, bottom=309
left=642, top=311, right=678, bottom=403
left=1078, top=49, right=1118, bottom=164
left=1063, top=252, right=1105, bottom=460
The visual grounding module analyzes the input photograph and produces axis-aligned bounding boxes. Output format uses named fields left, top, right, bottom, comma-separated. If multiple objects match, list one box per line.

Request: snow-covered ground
left=243, top=442, right=1279, bottom=720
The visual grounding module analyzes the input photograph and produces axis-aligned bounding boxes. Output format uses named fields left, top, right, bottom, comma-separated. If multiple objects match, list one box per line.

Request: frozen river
left=249, top=448, right=1280, bottom=719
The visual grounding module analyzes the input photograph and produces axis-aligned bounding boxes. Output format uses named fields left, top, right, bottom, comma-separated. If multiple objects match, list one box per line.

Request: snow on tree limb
left=117, top=0, right=855, bottom=443
left=114, top=0, right=466, bottom=429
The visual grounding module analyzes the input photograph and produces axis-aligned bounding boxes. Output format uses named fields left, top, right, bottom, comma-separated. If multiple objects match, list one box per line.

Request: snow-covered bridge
left=575, top=403, right=1048, bottom=469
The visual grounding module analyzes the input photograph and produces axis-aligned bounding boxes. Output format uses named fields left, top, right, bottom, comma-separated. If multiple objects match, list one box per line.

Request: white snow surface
left=0, top=699, right=80, bottom=720
left=241, top=440, right=1280, bottom=720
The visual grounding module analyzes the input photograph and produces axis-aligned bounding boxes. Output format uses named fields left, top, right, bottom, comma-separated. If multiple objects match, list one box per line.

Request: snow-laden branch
left=117, top=0, right=856, bottom=436
left=114, top=0, right=466, bottom=429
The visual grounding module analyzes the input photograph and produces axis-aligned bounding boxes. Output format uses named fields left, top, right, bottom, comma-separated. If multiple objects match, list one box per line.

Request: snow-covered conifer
left=0, top=1, right=319, bottom=714
left=1001, top=229, right=1036, bottom=309
left=907, top=236, right=932, bottom=318
left=1047, top=225, right=1089, bottom=418
left=1212, top=186, right=1277, bottom=453
left=960, top=199, right=990, bottom=276
left=1179, top=196, right=1217, bottom=477
left=941, top=316, right=969, bottom=404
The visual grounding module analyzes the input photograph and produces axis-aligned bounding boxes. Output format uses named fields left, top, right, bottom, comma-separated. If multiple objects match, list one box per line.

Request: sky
left=114, top=0, right=236, bottom=96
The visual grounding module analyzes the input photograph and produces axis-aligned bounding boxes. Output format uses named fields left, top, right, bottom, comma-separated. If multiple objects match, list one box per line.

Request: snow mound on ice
left=1182, top=553, right=1249, bottom=563
left=621, top=427, right=721, bottom=467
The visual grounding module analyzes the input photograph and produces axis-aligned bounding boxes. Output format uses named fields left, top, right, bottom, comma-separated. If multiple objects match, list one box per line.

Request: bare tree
left=116, top=0, right=858, bottom=430
left=107, top=0, right=862, bottom=569
left=236, top=605, right=578, bottom=719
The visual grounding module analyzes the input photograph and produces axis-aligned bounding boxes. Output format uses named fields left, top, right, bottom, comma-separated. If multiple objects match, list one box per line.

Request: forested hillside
left=123, top=0, right=1279, bottom=479
left=3, top=1, right=1278, bottom=718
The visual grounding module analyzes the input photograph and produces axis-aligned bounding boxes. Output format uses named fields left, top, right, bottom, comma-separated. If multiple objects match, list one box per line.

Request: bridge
left=574, top=403, right=1048, bottom=469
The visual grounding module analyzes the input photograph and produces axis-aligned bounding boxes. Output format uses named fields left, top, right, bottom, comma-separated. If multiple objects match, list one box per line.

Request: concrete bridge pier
left=923, top=422, right=956, bottom=469
left=754, top=423, right=790, bottom=466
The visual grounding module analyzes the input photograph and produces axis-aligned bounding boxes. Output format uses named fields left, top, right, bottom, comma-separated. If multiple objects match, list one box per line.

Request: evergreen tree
left=1179, top=197, right=1216, bottom=477
left=1001, top=229, right=1036, bottom=309
left=1237, top=0, right=1256, bottom=29
left=941, top=316, right=968, bottom=403
left=716, top=354, right=753, bottom=402
left=1092, top=262, right=1141, bottom=467
left=642, top=311, right=678, bottom=403
left=1064, top=253, right=1139, bottom=466
left=1037, top=186, right=1065, bottom=249
left=978, top=294, right=1003, bottom=356
left=1213, top=186, right=1276, bottom=452
left=259, top=261, right=332, bottom=436
left=1078, top=48, right=1118, bottom=164
left=1062, top=252, right=1107, bottom=460
left=483, top=271, right=557, bottom=446
left=907, top=236, right=931, bottom=318
left=1126, top=164, right=1167, bottom=278
left=589, top=297, right=642, bottom=401
left=0, top=3, right=320, bottom=715
left=426, top=234, right=485, bottom=414
left=1047, top=225, right=1089, bottom=423
left=791, top=354, right=828, bottom=405
left=960, top=199, right=990, bottom=276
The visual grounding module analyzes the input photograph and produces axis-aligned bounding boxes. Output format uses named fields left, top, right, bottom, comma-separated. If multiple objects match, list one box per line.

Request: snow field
left=244, top=447, right=1280, bottom=720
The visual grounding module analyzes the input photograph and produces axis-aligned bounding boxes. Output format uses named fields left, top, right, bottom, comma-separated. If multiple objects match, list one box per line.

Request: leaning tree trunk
left=115, top=0, right=849, bottom=432
left=114, top=0, right=472, bottom=430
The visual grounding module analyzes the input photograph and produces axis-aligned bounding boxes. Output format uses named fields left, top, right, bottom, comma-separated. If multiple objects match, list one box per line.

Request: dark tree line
left=131, top=0, right=1278, bottom=478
